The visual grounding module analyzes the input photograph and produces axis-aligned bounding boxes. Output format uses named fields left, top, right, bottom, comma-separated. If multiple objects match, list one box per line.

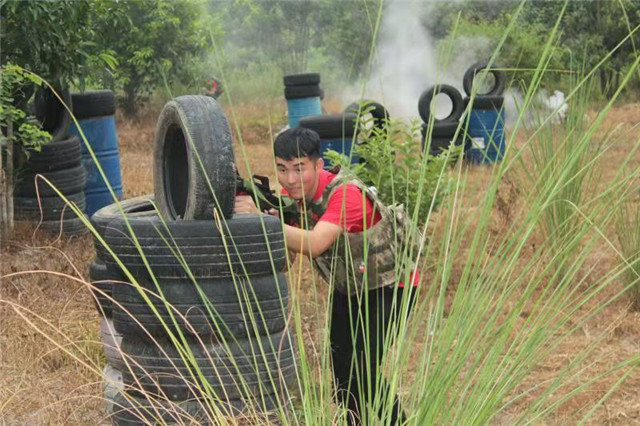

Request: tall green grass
left=3, top=0, right=640, bottom=424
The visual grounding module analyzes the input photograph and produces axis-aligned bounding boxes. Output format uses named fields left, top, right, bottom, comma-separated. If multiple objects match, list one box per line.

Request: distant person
left=202, top=76, right=223, bottom=99
left=234, top=127, right=419, bottom=425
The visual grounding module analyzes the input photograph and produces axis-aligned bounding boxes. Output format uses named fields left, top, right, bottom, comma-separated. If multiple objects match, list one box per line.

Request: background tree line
left=1, top=0, right=638, bottom=117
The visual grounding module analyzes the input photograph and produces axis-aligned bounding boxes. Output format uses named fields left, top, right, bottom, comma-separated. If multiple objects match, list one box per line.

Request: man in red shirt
left=235, top=127, right=417, bottom=425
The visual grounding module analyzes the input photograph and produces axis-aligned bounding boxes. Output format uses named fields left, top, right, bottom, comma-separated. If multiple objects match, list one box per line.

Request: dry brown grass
left=1, top=99, right=639, bottom=424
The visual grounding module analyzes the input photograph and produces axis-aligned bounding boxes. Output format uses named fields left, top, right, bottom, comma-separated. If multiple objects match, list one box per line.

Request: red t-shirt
left=283, top=170, right=419, bottom=287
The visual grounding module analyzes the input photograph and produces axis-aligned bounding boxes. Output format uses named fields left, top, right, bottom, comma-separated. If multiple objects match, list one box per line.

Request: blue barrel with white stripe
left=287, top=97, right=322, bottom=128
left=463, top=96, right=505, bottom=164
left=69, top=90, right=123, bottom=216
left=283, top=73, right=323, bottom=128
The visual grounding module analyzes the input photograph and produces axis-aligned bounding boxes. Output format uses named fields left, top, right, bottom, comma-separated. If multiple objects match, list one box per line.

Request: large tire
left=91, top=261, right=125, bottom=317
left=112, top=273, right=288, bottom=338
left=120, top=330, right=297, bottom=401
left=101, top=318, right=125, bottom=371
left=34, top=86, right=72, bottom=142
left=283, top=73, right=320, bottom=87
left=104, top=214, right=286, bottom=280
left=91, top=196, right=156, bottom=262
left=153, top=96, right=235, bottom=221
left=37, top=214, right=89, bottom=236
left=14, top=192, right=85, bottom=221
left=464, top=95, right=505, bottom=110
left=103, top=364, right=124, bottom=417
left=462, top=62, right=506, bottom=97
left=284, top=85, right=321, bottom=100
left=71, top=90, right=116, bottom=119
left=14, top=135, right=82, bottom=173
left=14, top=164, right=86, bottom=197
left=418, top=85, right=464, bottom=123
left=421, top=123, right=465, bottom=157
left=298, top=113, right=357, bottom=139
left=344, top=100, right=390, bottom=133
left=110, top=390, right=285, bottom=425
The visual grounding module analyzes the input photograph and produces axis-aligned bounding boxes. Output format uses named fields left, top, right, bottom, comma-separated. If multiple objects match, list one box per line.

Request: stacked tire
left=298, top=113, right=359, bottom=170
left=88, top=96, right=296, bottom=424
left=418, top=84, right=465, bottom=158
left=68, top=90, right=123, bottom=215
left=461, top=62, right=506, bottom=164
left=283, top=73, right=323, bottom=128
left=13, top=87, right=88, bottom=235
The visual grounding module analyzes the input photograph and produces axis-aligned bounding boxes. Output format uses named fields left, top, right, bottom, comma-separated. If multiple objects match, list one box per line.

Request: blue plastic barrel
left=319, top=138, right=360, bottom=170
left=68, top=116, right=123, bottom=215
left=464, top=96, right=505, bottom=165
left=287, top=97, right=322, bottom=128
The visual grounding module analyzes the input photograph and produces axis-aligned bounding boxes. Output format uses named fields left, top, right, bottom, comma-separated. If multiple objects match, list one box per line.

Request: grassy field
left=1, top=97, right=639, bottom=425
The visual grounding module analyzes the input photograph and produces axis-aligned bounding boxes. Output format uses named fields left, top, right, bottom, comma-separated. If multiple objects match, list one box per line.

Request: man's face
left=275, top=156, right=323, bottom=201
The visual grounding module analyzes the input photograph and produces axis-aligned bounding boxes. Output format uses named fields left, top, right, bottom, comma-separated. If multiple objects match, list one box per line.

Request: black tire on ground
left=90, top=195, right=156, bottom=262
left=345, top=100, right=390, bottom=132
left=120, top=330, right=297, bottom=401
left=284, top=85, right=321, bottom=100
left=112, top=273, right=288, bottom=338
left=463, top=95, right=505, bottom=110
left=14, top=192, right=85, bottom=221
left=298, top=113, right=357, bottom=139
left=71, top=90, right=116, bottom=119
left=104, top=214, right=286, bottom=280
left=421, top=123, right=465, bottom=157
left=90, top=261, right=125, bottom=317
left=283, top=73, right=320, bottom=87
left=110, top=390, right=286, bottom=425
left=14, top=135, right=82, bottom=173
left=417, top=84, right=464, bottom=123
left=101, top=318, right=125, bottom=370
left=462, top=62, right=506, bottom=97
left=38, top=214, right=89, bottom=236
left=34, top=86, right=72, bottom=142
left=14, top=164, right=86, bottom=197
left=153, top=96, right=236, bottom=221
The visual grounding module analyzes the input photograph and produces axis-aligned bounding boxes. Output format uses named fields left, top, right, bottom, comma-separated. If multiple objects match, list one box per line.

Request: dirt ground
left=1, top=99, right=639, bottom=425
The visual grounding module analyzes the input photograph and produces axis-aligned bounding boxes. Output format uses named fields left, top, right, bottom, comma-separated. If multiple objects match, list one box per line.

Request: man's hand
left=234, top=195, right=259, bottom=215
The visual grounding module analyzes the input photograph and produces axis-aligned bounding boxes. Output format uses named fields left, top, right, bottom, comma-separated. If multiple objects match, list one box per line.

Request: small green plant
left=326, top=116, right=458, bottom=227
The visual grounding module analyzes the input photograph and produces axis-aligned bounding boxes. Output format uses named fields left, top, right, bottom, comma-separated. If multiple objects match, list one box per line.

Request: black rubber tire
left=110, top=390, right=285, bottom=425
left=153, top=96, right=236, bottom=221
left=14, top=135, right=82, bottom=173
left=101, top=318, right=125, bottom=370
left=14, top=192, right=85, bottom=221
left=421, top=123, right=464, bottom=157
left=112, top=273, right=288, bottom=338
left=418, top=85, right=464, bottom=123
left=345, top=100, right=390, bottom=132
left=298, top=113, right=357, bottom=139
left=120, top=330, right=297, bottom=401
left=34, top=86, right=72, bottom=142
left=14, top=164, right=86, bottom=197
left=71, top=90, right=116, bottom=119
left=462, top=62, right=506, bottom=97
left=283, top=73, right=320, bottom=87
left=464, top=95, right=505, bottom=110
left=284, top=85, right=321, bottom=100
left=91, top=195, right=156, bottom=262
left=90, top=261, right=125, bottom=317
left=103, top=214, right=286, bottom=280
left=38, top=214, right=89, bottom=236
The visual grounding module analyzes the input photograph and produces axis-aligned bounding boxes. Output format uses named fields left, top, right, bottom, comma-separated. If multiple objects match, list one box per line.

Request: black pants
left=330, top=286, right=415, bottom=426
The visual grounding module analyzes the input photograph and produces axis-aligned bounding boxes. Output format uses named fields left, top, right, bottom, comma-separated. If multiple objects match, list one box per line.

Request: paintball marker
left=236, top=172, right=300, bottom=225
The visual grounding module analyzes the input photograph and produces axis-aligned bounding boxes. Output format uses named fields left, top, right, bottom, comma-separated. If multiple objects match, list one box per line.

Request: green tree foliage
left=0, top=0, right=115, bottom=88
left=92, top=0, right=214, bottom=116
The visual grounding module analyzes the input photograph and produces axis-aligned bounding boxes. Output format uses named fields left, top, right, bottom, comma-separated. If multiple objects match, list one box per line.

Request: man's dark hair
left=273, top=127, right=321, bottom=161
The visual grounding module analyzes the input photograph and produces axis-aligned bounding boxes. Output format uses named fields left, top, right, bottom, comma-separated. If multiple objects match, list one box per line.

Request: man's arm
left=283, top=221, right=342, bottom=258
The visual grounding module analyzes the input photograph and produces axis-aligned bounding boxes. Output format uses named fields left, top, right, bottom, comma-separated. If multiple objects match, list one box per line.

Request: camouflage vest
left=301, top=170, right=418, bottom=295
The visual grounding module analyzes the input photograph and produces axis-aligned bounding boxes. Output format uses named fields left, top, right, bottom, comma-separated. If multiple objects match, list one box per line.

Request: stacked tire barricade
left=89, top=96, right=297, bottom=424
left=418, top=62, right=506, bottom=164
left=283, top=73, right=323, bottom=128
left=13, top=87, right=88, bottom=235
